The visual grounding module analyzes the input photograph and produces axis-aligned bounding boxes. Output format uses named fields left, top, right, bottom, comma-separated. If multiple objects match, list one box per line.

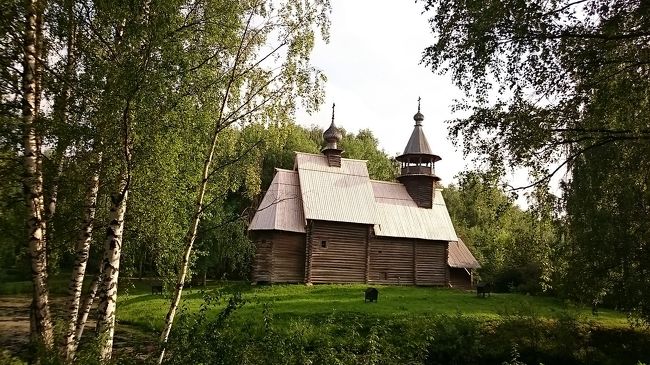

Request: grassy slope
left=114, top=283, right=628, bottom=331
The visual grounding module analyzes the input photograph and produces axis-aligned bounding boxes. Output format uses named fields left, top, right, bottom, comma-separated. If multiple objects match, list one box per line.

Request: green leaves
left=421, top=0, right=650, bottom=321
left=445, top=171, right=559, bottom=293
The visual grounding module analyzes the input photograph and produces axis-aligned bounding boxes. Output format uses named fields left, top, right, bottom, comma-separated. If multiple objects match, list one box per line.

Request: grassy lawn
left=114, top=282, right=629, bottom=331
left=1, top=280, right=644, bottom=364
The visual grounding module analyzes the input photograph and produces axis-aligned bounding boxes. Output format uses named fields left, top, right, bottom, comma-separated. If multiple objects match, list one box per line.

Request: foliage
left=565, top=137, right=650, bottom=317
left=444, top=171, right=560, bottom=293
left=145, top=284, right=649, bottom=365
left=420, top=0, right=650, bottom=321
left=0, top=349, right=26, bottom=365
left=340, top=128, right=398, bottom=181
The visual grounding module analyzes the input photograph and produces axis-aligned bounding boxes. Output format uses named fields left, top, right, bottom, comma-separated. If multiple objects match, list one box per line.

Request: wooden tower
left=396, top=99, right=441, bottom=208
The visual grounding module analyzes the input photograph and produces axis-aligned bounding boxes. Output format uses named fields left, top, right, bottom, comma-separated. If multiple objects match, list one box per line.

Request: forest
left=1, top=0, right=649, bottom=364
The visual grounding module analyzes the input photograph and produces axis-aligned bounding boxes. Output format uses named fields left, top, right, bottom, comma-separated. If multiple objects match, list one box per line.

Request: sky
left=295, top=0, right=468, bottom=185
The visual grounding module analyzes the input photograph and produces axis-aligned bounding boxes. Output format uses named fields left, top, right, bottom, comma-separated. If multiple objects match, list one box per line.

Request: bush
left=161, top=293, right=650, bottom=365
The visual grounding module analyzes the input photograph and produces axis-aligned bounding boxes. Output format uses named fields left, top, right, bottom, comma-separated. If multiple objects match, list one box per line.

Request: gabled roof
left=448, top=238, right=480, bottom=269
left=372, top=182, right=457, bottom=241
left=371, top=180, right=417, bottom=207
left=249, top=154, right=479, bottom=264
left=248, top=169, right=305, bottom=233
left=293, top=152, right=377, bottom=225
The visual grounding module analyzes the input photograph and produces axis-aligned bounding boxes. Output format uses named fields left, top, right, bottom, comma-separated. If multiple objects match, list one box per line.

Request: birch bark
left=74, top=271, right=101, bottom=348
left=64, top=153, right=102, bottom=360
left=22, top=0, right=53, bottom=350
left=95, top=179, right=129, bottom=362
left=156, top=17, right=251, bottom=360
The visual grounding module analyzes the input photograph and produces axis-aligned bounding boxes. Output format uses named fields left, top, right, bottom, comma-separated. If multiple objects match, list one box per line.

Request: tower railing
left=400, top=165, right=433, bottom=175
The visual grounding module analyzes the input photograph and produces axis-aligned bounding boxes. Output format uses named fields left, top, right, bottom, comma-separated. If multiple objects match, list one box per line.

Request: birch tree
left=157, top=1, right=330, bottom=362
left=4, top=0, right=328, bottom=361
left=420, top=0, right=650, bottom=320
left=21, top=0, right=54, bottom=350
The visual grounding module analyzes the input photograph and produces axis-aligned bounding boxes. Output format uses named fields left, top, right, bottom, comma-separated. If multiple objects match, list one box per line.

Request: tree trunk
left=22, top=0, right=53, bottom=350
left=74, top=272, right=101, bottom=349
left=46, top=153, right=65, bottom=221
left=157, top=169, right=212, bottom=364
left=64, top=153, right=101, bottom=360
left=96, top=178, right=129, bottom=362
left=156, top=16, right=254, bottom=362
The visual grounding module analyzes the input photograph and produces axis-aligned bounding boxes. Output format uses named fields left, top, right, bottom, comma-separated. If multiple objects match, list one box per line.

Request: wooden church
left=248, top=104, right=479, bottom=288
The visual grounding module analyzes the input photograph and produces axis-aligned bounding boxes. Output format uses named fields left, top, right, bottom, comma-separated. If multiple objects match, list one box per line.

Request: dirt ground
left=0, top=296, right=155, bottom=362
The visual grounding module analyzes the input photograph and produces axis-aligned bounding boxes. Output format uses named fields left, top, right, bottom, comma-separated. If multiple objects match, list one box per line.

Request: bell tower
left=396, top=98, right=441, bottom=208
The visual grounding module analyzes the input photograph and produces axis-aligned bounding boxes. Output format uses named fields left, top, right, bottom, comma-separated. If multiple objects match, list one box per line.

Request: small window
left=321, top=240, right=327, bottom=248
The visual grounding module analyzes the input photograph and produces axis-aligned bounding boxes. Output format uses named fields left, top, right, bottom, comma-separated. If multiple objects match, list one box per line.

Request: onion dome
left=323, top=103, right=342, bottom=149
left=413, top=110, right=424, bottom=125
left=323, top=120, right=342, bottom=145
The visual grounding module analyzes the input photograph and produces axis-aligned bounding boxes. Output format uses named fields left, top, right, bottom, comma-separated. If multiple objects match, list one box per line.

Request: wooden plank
left=369, top=237, right=414, bottom=285
left=449, top=268, right=472, bottom=289
left=271, top=232, right=306, bottom=283
left=252, top=238, right=272, bottom=283
left=305, top=222, right=313, bottom=283
left=414, top=241, right=447, bottom=286
left=309, top=221, right=368, bottom=283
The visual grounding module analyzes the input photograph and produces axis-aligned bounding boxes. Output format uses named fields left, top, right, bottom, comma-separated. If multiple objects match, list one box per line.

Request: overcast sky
left=295, top=0, right=468, bottom=185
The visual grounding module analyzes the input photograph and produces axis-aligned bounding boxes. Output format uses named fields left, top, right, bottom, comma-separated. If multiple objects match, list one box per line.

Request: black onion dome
left=413, top=111, right=424, bottom=125
left=323, top=121, right=342, bottom=144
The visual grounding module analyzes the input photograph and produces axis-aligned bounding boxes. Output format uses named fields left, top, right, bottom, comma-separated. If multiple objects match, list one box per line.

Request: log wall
left=251, top=231, right=306, bottom=283
left=414, top=241, right=448, bottom=286
left=309, top=221, right=368, bottom=283
left=271, top=232, right=306, bottom=283
left=252, top=234, right=272, bottom=283
left=252, top=226, right=451, bottom=287
left=369, top=237, right=415, bottom=285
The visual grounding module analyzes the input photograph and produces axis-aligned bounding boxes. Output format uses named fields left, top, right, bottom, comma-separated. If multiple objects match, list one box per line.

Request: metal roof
left=373, top=189, right=458, bottom=241
left=249, top=154, right=472, bottom=262
left=248, top=169, right=306, bottom=233
left=371, top=181, right=417, bottom=207
left=402, top=124, right=433, bottom=155
left=448, top=238, right=480, bottom=269
left=293, top=152, right=370, bottom=176
left=295, top=152, right=377, bottom=225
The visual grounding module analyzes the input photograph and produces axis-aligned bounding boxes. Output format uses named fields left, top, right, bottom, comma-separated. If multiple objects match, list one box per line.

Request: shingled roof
left=448, top=238, right=480, bottom=269
left=402, top=124, right=434, bottom=156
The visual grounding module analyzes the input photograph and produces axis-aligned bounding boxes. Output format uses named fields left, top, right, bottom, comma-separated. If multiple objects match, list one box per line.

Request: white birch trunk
left=74, top=272, right=101, bottom=348
left=64, top=153, right=102, bottom=360
left=157, top=16, right=252, bottom=363
left=46, top=154, right=65, bottom=221
left=157, top=140, right=218, bottom=364
left=22, top=0, right=53, bottom=350
left=96, top=178, right=129, bottom=362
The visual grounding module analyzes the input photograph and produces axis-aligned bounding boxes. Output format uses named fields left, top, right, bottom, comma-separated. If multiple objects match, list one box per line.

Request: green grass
left=115, top=283, right=629, bottom=331
left=0, top=278, right=629, bottom=330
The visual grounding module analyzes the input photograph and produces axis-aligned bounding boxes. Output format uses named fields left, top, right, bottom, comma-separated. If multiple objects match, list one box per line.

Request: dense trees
left=445, top=172, right=560, bottom=293
left=3, top=0, right=330, bottom=362
left=421, top=0, right=650, bottom=320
